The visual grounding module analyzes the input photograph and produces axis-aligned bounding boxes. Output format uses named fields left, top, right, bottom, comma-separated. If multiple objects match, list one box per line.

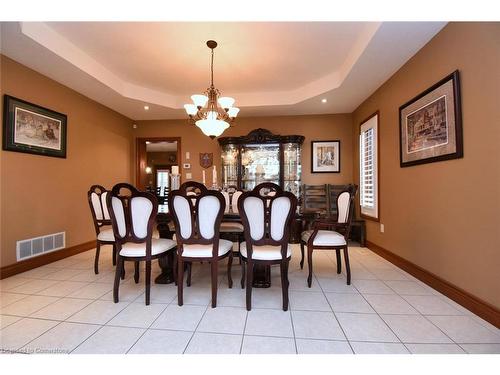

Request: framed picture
left=3, top=95, right=67, bottom=158
left=399, top=70, right=463, bottom=167
left=311, top=140, right=340, bottom=173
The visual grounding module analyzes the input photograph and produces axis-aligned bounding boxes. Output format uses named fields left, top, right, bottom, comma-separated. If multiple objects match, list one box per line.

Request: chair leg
left=94, top=242, right=101, bottom=275
left=112, top=244, right=117, bottom=266
left=307, top=245, right=314, bottom=288
left=172, top=252, right=178, bottom=286
left=211, top=260, right=218, bottom=308
left=227, top=253, right=233, bottom=288
left=300, top=241, right=305, bottom=270
left=336, top=249, right=342, bottom=274
left=280, top=260, right=290, bottom=311
left=145, top=260, right=151, bottom=305
left=134, top=261, right=140, bottom=284
left=121, top=258, right=126, bottom=280
left=177, top=258, right=184, bottom=306
left=246, top=261, right=253, bottom=311
left=343, top=247, right=351, bottom=285
left=113, top=256, right=123, bottom=303
left=241, top=258, right=246, bottom=289
left=186, top=262, right=192, bottom=287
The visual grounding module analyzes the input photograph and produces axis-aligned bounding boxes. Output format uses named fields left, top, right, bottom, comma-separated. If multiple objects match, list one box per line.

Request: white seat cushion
left=181, top=239, right=233, bottom=258
left=219, top=222, right=244, bottom=233
left=119, top=238, right=176, bottom=257
left=240, top=242, right=292, bottom=260
left=97, top=227, right=114, bottom=242
left=301, top=230, right=346, bottom=246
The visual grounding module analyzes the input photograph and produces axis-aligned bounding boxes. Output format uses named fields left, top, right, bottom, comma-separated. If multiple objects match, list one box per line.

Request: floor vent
left=16, top=232, right=66, bottom=261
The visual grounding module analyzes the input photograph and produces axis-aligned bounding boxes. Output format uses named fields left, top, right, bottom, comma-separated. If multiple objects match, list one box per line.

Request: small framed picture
left=311, top=140, right=340, bottom=173
left=183, top=163, right=191, bottom=169
left=3, top=95, right=67, bottom=158
left=399, top=70, right=463, bottom=167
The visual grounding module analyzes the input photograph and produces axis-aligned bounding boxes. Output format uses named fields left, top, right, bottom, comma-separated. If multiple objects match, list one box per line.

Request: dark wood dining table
left=153, top=204, right=322, bottom=287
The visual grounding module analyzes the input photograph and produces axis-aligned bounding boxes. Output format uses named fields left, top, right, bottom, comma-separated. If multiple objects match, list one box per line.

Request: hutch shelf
left=218, top=128, right=305, bottom=197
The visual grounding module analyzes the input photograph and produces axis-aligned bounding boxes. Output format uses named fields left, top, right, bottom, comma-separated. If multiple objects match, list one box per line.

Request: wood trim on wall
left=366, top=240, right=500, bottom=329
left=135, top=137, right=182, bottom=190
left=0, top=240, right=96, bottom=279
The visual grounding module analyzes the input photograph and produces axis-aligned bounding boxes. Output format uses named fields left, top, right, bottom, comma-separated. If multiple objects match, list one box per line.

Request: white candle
left=202, top=170, right=206, bottom=184
left=171, top=165, right=179, bottom=175
left=213, top=166, right=217, bottom=184
left=224, top=166, right=228, bottom=185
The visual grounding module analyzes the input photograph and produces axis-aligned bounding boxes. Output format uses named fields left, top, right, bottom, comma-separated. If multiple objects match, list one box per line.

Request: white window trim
left=360, top=112, right=379, bottom=221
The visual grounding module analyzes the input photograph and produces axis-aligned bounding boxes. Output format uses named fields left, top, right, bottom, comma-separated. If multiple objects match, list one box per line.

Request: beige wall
left=352, top=23, right=500, bottom=308
left=134, top=114, right=353, bottom=186
left=0, top=55, right=133, bottom=267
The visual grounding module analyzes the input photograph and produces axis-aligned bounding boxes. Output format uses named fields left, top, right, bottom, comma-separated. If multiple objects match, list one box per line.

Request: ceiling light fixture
left=184, top=40, right=239, bottom=139
left=321, top=98, right=327, bottom=103
left=144, top=105, right=150, bottom=110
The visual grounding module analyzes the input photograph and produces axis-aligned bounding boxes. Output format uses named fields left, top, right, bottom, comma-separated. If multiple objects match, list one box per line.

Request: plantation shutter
left=360, top=114, right=378, bottom=219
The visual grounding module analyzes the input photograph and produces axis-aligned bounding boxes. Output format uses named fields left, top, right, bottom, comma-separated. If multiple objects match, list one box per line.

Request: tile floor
left=1, top=243, right=499, bottom=354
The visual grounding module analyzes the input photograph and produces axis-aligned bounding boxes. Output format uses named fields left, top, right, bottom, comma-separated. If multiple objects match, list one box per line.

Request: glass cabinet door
left=221, top=145, right=239, bottom=189
left=283, top=142, right=302, bottom=197
left=240, top=144, right=280, bottom=191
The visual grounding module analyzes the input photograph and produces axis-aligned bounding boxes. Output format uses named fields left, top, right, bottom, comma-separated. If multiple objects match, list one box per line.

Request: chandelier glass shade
left=184, top=40, right=239, bottom=139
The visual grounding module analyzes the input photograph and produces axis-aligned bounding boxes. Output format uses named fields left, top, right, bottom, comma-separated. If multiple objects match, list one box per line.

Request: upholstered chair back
left=238, top=183, right=297, bottom=259
left=88, top=185, right=111, bottom=233
left=106, top=183, right=158, bottom=248
left=337, top=191, right=351, bottom=224
left=169, top=181, right=225, bottom=257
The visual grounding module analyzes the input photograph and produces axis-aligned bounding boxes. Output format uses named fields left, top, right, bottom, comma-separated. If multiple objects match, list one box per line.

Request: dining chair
left=169, top=181, right=233, bottom=308
left=107, top=183, right=177, bottom=305
left=238, top=182, right=297, bottom=311
left=300, top=185, right=358, bottom=286
left=87, top=185, right=116, bottom=275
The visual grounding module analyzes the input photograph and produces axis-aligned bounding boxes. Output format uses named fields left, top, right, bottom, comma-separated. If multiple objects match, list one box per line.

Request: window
left=360, top=112, right=379, bottom=220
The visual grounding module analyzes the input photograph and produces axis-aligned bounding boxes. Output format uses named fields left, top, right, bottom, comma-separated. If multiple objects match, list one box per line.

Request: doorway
left=136, top=137, right=181, bottom=191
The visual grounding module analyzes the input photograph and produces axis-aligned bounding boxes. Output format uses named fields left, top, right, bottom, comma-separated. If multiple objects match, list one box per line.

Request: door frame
left=136, top=137, right=182, bottom=190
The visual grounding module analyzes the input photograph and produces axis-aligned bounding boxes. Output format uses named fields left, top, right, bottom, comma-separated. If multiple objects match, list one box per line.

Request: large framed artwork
left=399, top=70, right=463, bottom=167
left=311, top=140, right=340, bottom=173
left=3, top=95, right=67, bottom=158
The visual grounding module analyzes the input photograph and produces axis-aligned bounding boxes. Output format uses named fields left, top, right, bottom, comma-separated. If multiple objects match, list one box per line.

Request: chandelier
left=184, top=40, right=239, bottom=139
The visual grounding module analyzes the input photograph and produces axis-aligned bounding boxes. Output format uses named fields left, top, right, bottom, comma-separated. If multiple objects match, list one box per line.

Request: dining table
left=153, top=204, right=322, bottom=287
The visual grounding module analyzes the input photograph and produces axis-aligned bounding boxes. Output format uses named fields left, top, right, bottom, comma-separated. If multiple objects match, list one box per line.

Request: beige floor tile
left=37, top=281, right=89, bottom=297
left=241, top=335, right=295, bottom=354
left=128, top=329, right=192, bottom=354
left=460, top=343, right=500, bottom=354
left=292, top=310, right=346, bottom=340
left=0, top=292, right=28, bottom=308
left=66, top=300, right=129, bottom=324
left=0, top=315, right=22, bottom=329
left=353, top=280, right=395, bottom=295
left=21, top=322, right=100, bottom=354
left=326, top=293, right=375, bottom=313
left=336, top=312, right=399, bottom=342
left=67, top=282, right=113, bottom=299
left=402, top=295, right=463, bottom=315
left=384, top=280, right=434, bottom=296
left=107, top=302, right=167, bottom=328
left=350, top=342, right=409, bottom=354
left=151, top=304, right=206, bottom=331
left=381, top=314, right=452, bottom=344
left=8, top=279, right=60, bottom=295
left=245, top=309, right=293, bottom=338
left=296, top=339, right=353, bottom=354
left=290, top=290, right=331, bottom=311
left=406, top=343, right=465, bottom=354
left=72, top=326, right=145, bottom=354
left=0, top=318, right=59, bottom=351
left=0, top=295, right=59, bottom=316
left=185, top=332, right=241, bottom=354
left=197, top=306, right=247, bottom=334
left=363, top=294, right=419, bottom=315
left=0, top=277, right=33, bottom=291
left=30, top=298, right=93, bottom=320
left=426, top=315, right=500, bottom=344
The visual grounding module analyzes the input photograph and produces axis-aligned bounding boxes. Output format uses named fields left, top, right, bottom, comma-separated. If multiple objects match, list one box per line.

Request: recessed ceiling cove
left=0, top=21, right=446, bottom=120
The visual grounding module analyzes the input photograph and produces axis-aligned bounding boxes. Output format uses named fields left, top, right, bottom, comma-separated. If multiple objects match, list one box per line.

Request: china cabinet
left=218, top=128, right=304, bottom=197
